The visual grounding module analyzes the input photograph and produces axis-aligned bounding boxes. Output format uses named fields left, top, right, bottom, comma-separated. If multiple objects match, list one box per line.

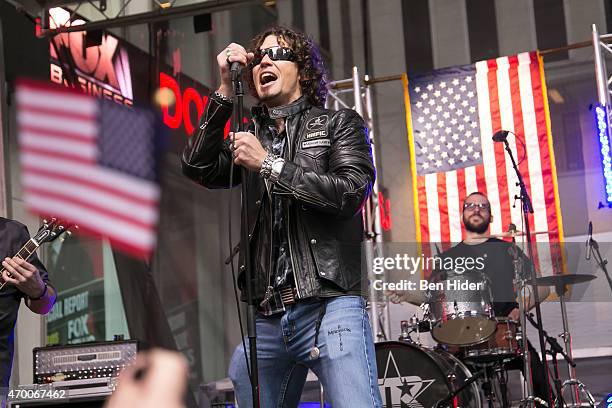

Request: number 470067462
left=7, top=389, right=66, bottom=400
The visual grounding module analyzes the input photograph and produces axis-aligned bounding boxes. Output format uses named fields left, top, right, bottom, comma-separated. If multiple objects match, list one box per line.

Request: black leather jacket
left=181, top=93, right=375, bottom=300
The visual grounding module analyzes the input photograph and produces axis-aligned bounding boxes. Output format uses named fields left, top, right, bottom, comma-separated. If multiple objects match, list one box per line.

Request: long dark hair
left=247, top=26, right=328, bottom=108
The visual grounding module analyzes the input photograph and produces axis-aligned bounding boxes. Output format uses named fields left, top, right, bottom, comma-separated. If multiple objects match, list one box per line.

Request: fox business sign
left=48, top=7, right=133, bottom=107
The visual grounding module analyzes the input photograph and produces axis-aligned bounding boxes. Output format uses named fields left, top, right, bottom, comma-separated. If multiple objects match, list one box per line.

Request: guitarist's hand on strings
left=2, top=257, right=45, bottom=298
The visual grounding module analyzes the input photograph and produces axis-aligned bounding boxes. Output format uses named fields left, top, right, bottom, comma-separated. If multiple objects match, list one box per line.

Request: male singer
left=181, top=26, right=382, bottom=407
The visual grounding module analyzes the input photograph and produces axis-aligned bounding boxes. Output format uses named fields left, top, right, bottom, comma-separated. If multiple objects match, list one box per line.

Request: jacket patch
left=306, top=114, right=329, bottom=131
left=305, top=130, right=328, bottom=140
left=302, top=139, right=331, bottom=148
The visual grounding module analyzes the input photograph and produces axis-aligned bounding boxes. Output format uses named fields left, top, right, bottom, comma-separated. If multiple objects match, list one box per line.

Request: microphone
left=230, top=61, right=244, bottom=95
left=492, top=130, right=510, bottom=142
left=230, top=61, right=243, bottom=73
left=586, top=221, right=592, bottom=260
left=507, top=223, right=519, bottom=260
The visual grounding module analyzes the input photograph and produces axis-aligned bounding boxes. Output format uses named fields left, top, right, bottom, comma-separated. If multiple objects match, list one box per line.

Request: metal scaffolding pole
left=593, top=24, right=612, bottom=206
left=327, top=67, right=390, bottom=342
left=593, top=24, right=612, bottom=108
left=364, top=73, right=392, bottom=340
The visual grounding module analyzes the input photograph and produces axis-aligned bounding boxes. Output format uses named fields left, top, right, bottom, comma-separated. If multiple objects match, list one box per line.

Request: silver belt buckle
left=279, top=286, right=296, bottom=305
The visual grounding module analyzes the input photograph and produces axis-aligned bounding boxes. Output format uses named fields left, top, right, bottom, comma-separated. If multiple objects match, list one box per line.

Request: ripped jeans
left=229, top=295, right=383, bottom=408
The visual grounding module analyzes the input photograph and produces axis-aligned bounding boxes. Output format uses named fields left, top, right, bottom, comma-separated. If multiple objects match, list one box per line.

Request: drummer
left=433, top=192, right=550, bottom=318
left=390, top=192, right=550, bottom=400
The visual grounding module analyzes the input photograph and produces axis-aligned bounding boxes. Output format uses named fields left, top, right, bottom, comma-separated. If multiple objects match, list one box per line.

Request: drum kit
left=375, top=268, right=599, bottom=408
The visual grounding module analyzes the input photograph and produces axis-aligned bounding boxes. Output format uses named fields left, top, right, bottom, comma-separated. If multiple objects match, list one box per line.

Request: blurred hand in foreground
left=105, top=349, right=188, bottom=408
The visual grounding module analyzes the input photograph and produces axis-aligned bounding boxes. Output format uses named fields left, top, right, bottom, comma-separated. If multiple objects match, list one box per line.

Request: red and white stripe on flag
left=15, top=80, right=160, bottom=259
left=405, top=52, right=564, bottom=277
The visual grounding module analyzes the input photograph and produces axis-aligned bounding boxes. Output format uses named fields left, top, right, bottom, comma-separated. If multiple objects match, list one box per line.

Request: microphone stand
left=433, top=368, right=487, bottom=408
left=232, top=66, right=260, bottom=408
left=526, top=313, right=573, bottom=408
left=588, top=235, right=612, bottom=295
left=500, top=137, right=552, bottom=407
left=509, top=235, right=534, bottom=405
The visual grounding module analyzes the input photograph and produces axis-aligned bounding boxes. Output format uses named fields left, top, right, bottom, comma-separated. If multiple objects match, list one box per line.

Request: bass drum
left=376, top=341, right=481, bottom=408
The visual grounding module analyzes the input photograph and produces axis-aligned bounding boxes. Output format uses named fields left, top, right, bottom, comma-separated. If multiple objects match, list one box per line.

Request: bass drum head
left=375, top=341, right=481, bottom=408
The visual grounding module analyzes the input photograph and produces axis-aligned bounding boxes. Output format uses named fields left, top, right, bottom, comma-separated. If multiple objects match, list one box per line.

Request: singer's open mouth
left=260, top=72, right=278, bottom=85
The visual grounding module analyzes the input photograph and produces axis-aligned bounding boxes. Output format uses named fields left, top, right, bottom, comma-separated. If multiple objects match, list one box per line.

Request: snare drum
left=428, top=271, right=497, bottom=346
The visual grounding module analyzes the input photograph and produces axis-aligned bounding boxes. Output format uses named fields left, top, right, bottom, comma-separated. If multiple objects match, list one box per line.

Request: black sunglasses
left=250, top=46, right=296, bottom=67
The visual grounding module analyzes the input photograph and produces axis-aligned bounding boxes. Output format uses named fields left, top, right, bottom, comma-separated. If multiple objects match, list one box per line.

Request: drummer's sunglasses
left=463, top=202, right=490, bottom=211
left=251, top=46, right=296, bottom=67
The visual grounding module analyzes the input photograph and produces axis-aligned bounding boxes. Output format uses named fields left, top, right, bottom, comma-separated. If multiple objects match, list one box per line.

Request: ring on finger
left=226, top=48, right=232, bottom=57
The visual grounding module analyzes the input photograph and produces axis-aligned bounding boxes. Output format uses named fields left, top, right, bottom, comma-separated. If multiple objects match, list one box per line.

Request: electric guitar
left=0, top=218, right=74, bottom=291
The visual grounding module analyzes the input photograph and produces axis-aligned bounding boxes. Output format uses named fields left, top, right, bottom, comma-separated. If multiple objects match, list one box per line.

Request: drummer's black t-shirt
left=431, top=238, right=529, bottom=316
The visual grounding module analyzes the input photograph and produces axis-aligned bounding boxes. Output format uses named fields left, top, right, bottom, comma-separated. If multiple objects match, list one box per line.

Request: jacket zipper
left=285, top=116, right=302, bottom=298
left=292, top=189, right=336, bottom=209
left=188, top=103, right=222, bottom=163
left=267, top=183, right=274, bottom=290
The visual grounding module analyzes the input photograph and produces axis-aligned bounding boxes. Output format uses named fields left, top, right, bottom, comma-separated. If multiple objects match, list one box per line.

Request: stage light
left=155, top=0, right=173, bottom=8
left=595, top=105, right=612, bottom=204
left=48, top=7, right=70, bottom=29
left=548, top=88, right=564, bottom=104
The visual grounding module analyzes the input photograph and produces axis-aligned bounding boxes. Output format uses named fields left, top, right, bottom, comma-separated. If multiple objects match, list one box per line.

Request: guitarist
left=0, top=217, right=56, bottom=403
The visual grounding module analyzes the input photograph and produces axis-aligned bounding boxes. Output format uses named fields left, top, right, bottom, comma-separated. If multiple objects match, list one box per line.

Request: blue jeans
left=229, top=296, right=383, bottom=408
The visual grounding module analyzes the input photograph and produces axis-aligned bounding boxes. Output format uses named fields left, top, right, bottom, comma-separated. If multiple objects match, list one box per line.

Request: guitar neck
left=15, top=239, right=40, bottom=262
left=0, top=238, right=40, bottom=288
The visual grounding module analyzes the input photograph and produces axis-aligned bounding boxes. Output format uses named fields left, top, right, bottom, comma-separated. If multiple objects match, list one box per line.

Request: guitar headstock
left=32, top=218, right=76, bottom=245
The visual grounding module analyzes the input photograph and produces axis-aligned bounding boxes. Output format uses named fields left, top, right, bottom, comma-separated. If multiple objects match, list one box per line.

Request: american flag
left=404, top=51, right=564, bottom=276
left=16, top=80, right=162, bottom=259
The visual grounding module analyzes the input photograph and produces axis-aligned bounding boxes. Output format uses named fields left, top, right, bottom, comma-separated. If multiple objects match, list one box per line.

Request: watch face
left=272, top=160, right=284, bottom=174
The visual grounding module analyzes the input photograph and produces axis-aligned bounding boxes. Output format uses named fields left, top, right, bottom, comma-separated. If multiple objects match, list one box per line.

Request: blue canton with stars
left=409, top=65, right=482, bottom=175
left=98, top=101, right=159, bottom=182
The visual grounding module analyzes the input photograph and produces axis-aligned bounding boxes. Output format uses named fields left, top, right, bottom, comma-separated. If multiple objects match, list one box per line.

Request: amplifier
left=33, top=340, right=138, bottom=384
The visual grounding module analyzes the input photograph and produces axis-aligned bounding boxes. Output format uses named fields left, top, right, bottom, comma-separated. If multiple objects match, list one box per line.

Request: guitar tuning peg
left=66, top=230, right=72, bottom=237
left=43, top=219, right=48, bottom=225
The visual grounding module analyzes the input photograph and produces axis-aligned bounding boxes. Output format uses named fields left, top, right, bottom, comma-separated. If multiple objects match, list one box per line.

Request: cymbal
left=534, top=274, right=596, bottom=287
left=489, top=230, right=555, bottom=239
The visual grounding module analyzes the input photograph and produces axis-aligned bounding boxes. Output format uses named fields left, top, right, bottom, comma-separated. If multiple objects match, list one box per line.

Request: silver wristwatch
left=269, top=157, right=285, bottom=183
left=260, top=153, right=285, bottom=182
left=260, top=153, right=277, bottom=179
